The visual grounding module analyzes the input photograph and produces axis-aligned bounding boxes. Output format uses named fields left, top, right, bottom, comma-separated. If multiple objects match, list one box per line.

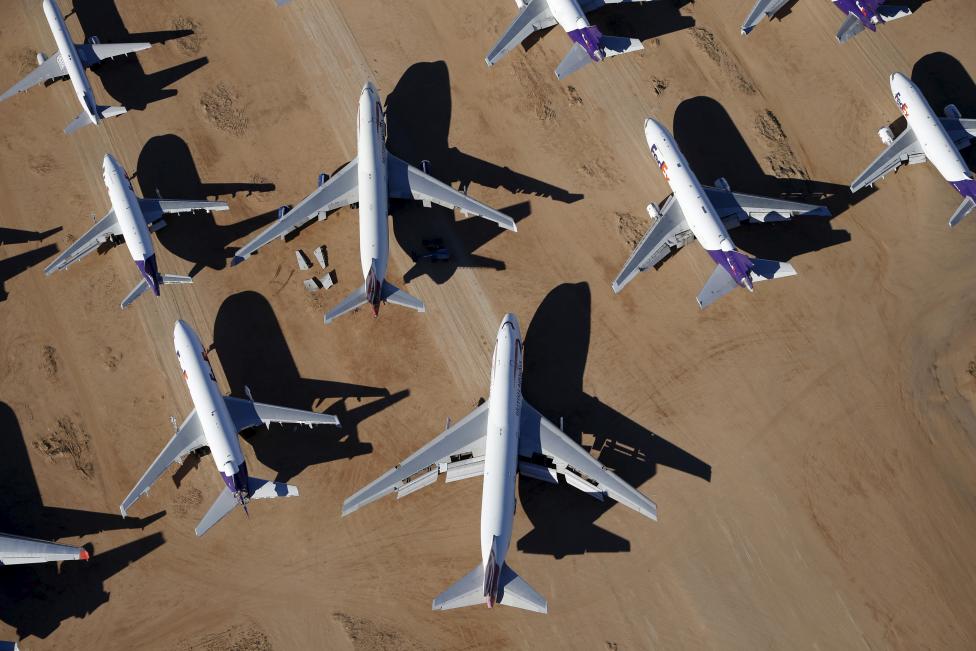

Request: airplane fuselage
left=890, top=73, right=976, bottom=201
left=173, top=320, right=251, bottom=503
left=102, top=154, right=160, bottom=294
left=644, top=117, right=754, bottom=290
left=357, top=82, right=390, bottom=315
left=550, top=0, right=606, bottom=62
left=42, top=0, right=98, bottom=124
left=479, top=313, right=523, bottom=607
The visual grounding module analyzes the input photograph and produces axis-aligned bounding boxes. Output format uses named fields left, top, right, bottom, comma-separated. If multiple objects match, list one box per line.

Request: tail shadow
left=136, top=134, right=277, bottom=276
left=590, top=0, right=695, bottom=42
left=71, top=0, right=206, bottom=110
left=0, top=402, right=165, bottom=638
left=673, top=96, right=853, bottom=262
left=213, top=291, right=407, bottom=483
left=517, top=283, right=710, bottom=558
left=384, top=61, right=582, bottom=285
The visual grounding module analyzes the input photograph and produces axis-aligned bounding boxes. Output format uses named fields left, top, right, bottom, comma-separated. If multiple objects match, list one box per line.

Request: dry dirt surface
left=0, top=0, right=975, bottom=649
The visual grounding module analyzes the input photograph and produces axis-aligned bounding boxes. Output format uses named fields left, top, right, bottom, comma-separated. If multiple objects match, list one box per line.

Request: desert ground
left=0, top=0, right=975, bottom=648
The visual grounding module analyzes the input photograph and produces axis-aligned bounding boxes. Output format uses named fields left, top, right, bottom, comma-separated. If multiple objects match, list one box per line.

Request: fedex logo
left=895, top=92, right=909, bottom=117
left=650, top=144, right=670, bottom=181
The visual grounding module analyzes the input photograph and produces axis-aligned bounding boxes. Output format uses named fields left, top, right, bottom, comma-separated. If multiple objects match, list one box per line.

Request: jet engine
left=878, top=127, right=895, bottom=146
left=646, top=203, right=661, bottom=221
left=318, top=172, right=328, bottom=187
left=714, top=177, right=731, bottom=192
left=945, top=104, right=962, bottom=120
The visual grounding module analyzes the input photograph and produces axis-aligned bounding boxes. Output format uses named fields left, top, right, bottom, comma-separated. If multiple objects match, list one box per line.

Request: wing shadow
left=0, top=245, right=58, bottom=302
left=384, top=60, right=582, bottom=285
left=213, top=291, right=406, bottom=483
left=516, top=283, right=710, bottom=558
left=136, top=134, right=277, bottom=276
left=673, top=96, right=854, bottom=262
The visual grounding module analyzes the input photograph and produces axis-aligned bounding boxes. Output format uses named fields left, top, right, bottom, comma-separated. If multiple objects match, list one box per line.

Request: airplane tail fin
left=195, top=478, right=298, bottom=537
left=948, top=196, right=976, bottom=228
left=381, top=280, right=425, bottom=313
left=432, top=563, right=547, bottom=613
left=697, top=257, right=796, bottom=309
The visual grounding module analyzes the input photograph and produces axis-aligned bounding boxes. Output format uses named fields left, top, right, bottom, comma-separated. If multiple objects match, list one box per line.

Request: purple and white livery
left=742, top=0, right=912, bottom=42
left=120, top=320, right=340, bottom=536
left=43, top=154, right=227, bottom=309
left=486, top=0, right=648, bottom=79
left=613, top=117, right=830, bottom=309
left=343, top=313, right=657, bottom=613
left=852, top=73, right=976, bottom=228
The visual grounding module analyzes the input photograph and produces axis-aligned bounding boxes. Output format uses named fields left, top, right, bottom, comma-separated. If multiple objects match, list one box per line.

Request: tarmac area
left=0, top=0, right=974, bottom=648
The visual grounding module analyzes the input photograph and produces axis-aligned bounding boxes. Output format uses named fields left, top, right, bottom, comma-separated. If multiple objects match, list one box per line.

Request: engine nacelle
left=514, top=0, right=527, bottom=7
left=318, top=172, right=328, bottom=187
left=878, top=127, right=895, bottom=146
left=421, top=159, right=431, bottom=175
left=277, top=205, right=288, bottom=219
left=944, top=104, right=961, bottom=120
left=714, top=177, right=731, bottom=192
left=646, top=203, right=661, bottom=221
left=36, top=52, right=47, bottom=66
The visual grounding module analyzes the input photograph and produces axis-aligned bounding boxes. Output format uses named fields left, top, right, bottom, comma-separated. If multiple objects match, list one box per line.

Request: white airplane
left=0, top=532, right=88, bottom=565
left=741, top=0, right=911, bottom=41
left=121, top=320, right=341, bottom=537
left=0, top=0, right=153, bottom=133
left=342, top=313, right=657, bottom=613
left=43, top=153, right=228, bottom=309
left=613, top=117, right=830, bottom=308
left=851, top=73, right=976, bottom=228
left=232, top=81, right=517, bottom=323
left=486, top=0, right=647, bottom=79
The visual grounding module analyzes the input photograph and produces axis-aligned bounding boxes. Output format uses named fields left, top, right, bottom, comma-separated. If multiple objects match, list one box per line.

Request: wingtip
left=79, top=549, right=90, bottom=561
left=230, top=255, right=244, bottom=267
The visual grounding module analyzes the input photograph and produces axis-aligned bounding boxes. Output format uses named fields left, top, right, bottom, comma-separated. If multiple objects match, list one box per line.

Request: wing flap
left=519, top=401, right=657, bottom=521
left=611, top=195, right=691, bottom=293
left=342, top=402, right=490, bottom=515
left=120, top=410, right=207, bottom=516
left=836, top=14, right=866, bottom=43
left=43, top=209, right=121, bottom=275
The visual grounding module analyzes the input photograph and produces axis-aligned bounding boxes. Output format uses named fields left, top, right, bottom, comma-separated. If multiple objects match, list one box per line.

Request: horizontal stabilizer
left=600, top=35, right=643, bottom=58
left=381, top=281, right=425, bottom=313
left=697, top=265, right=738, bottom=310
left=195, top=478, right=297, bottom=536
left=497, top=564, right=548, bottom=613
left=949, top=196, right=976, bottom=228
left=878, top=5, right=912, bottom=21
left=324, top=286, right=368, bottom=324
left=195, top=489, right=238, bottom=537
left=555, top=43, right=593, bottom=79
left=247, top=477, right=299, bottom=500
left=749, top=257, right=797, bottom=282
left=120, top=278, right=150, bottom=309
left=64, top=111, right=94, bottom=134
left=433, top=564, right=484, bottom=610
left=431, top=563, right=547, bottom=613
left=98, top=105, right=127, bottom=119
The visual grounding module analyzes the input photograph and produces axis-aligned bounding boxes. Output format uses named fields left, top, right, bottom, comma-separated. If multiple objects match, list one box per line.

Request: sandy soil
left=0, top=0, right=975, bottom=648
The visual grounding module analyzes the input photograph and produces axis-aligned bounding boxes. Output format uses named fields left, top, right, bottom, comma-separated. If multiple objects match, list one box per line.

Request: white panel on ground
left=296, top=249, right=311, bottom=270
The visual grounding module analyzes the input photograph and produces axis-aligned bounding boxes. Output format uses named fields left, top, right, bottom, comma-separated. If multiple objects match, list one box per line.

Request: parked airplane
left=43, top=154, right=227, bottom=308
left=0, top=532, right=88, bottom=565
left=852, top=73, right=976, bottom=227
left=232, top=81, right=516, bottom=323
left=0, top=0, right=153, bottom=133
left=742, top=0, right=911, bottom=41
left=343, top=313, right=657, bottom=613
left=121, top=320, right=340, bottom=536
left=613, top=117, right=829, bottom=308
left=486, top=0, right=646, bottom=79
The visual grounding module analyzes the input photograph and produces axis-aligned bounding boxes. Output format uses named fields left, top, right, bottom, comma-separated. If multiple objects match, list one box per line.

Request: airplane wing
left=611, top=195, right=691, bottom=293
left=138, top=198, right=229, bottom=222
left=0, top=532, right=88, bottom=565
left=741, top=0, right=791, bottom=34
left=940, top=117, right=976, bottom=148
left=0, top=54, right=66, bottom=102
left=485, top=0, right=557, bottom=66
left=387, top=154, right=516, bottom=231
left=341, top=401, right=490, bottom=516
left=835, top=14, right=866, bottom=43
left=43, top=208, right=121, bottom=275
left=704, top=187, right=830, bottom=223
left=518, top=401, right=658, bottom=521
left=850, top=127, right=924, bottom=193
left=232, top=158, right=359, bottom=263
left=120, top=410, right=207, bottom=516
left=222, top=396, right=340, bottom=431
left=76, top=42, right=152, bottom=68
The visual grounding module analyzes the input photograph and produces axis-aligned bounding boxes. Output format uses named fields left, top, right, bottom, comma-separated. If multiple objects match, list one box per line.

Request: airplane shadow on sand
left=70, top=0, right=206, bottom=111
left=136, top=134, right=278, bottom=277
left=673, top=96, right=854, bottom=263
left=519, top=0, right=695, bottom=54
left=384, top=60, right=583, bottom=285
left=516, top=283, right=711, bottom=558
left=912, top=52, right=976, bottom=169
left=0, top=402, right=164, bottom=640
left=212, top=291, right=408, bottom=484
left=0, top=227, right=60, bottom=302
